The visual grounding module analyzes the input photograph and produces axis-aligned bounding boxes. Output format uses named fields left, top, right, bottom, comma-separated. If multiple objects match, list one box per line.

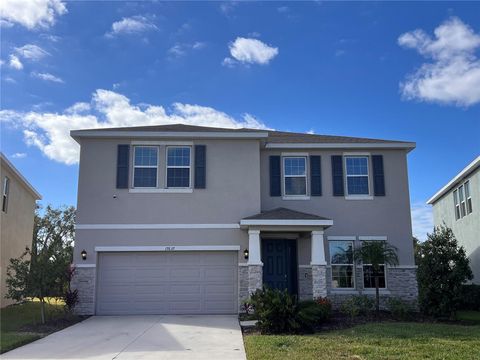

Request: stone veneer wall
left=327, top=267, right=418, bottom=310
left=298, top=266, right=313, bottom=300
left=312, top=265, right=327, bottom=298
left=71, top=267, right=96, bottom=315
left=238, top=264, right=263, bottom=311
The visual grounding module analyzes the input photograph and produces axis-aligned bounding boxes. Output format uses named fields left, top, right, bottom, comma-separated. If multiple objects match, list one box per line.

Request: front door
left=261, top=239, right=298, bottom=295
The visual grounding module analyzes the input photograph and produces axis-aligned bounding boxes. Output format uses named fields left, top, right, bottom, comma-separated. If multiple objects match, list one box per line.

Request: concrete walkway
left=1, top=315, right=246, bottom=360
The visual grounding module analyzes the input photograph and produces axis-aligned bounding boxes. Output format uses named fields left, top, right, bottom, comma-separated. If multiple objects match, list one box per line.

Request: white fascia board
left=70, top=130, right=269, bottom=139
left=427, top=155, right=480, bottom=204
left=76, top=223, right=240, bottom=230
left=94, top=245, right=240, bottom=252
left=327, top=236, right=356, bottom=241
left=0, top=152, right=42, bottom=199
left=240, top=219, right=333, bottom=226
left=265, top=142, right=416, bottom=150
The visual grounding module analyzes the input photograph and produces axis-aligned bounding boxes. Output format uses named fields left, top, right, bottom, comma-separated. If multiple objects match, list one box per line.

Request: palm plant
left=354, top=241, right=399, bottom=317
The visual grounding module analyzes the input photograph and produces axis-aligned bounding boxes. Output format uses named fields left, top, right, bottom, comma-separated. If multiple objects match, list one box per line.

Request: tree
left=6, top=205, right=75, bottom=323
left=413, top=236, right=423, bottom=265
left=417, top=225, right=472, bottom=319
left=354, top=241, right=399, bottom=317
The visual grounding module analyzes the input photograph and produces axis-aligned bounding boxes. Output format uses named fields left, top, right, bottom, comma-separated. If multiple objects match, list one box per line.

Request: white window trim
left=2, top=176, right=9, bottom=213
left=329, top=240, right=355, bottom=290
left=344, top=155, right=371, bottom=197
left=166, top=146, right=192, bottom=189
left=358, top=236, right=387, bottom=241
left=283, top=156, right=308, bottom=197
left=459, top=184, right=466, bottom=217
left=362, top=264, right=387, bottom=289
left=464, top=180, right=473, bottom=215
left=132, top=145, right=159, bottom=189
left=453, top=189, right=460, bottom=220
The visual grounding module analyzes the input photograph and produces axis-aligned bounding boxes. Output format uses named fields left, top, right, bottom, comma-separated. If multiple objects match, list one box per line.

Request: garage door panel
left=96, top=251, right=237, bottom=315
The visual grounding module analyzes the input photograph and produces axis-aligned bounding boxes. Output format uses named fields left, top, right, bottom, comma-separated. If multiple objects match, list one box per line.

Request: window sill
left=330, top=289, right=391, bottom=295
left=282, top=196, right=310, bottom=201
left=129, top=188, right=193, bottom=193
left=345, top=195, right=373, bottom=200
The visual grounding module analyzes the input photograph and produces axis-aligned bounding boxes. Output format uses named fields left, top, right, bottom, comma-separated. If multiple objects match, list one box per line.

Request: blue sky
left=1, top=1, right=479, bottom=240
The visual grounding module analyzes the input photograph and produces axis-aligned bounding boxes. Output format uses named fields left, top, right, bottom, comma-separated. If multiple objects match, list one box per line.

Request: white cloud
left=222, top=57, right=237, bottom=68
left=0, top=89, right=268, bottom=165
left=0, top=0, right=66, bottom=30
left=4, top=76, right=17, bottom=83
left=398, top=17, right=480, bottom=107
left=31, top=71, right=64, bottom=83
left=11, top=152, right=26, bottom=159
left=228, top=37, right=278, bottom=65
left=277, top=6, right=289, bottom=13
left=15, top=44, right=50, bottom=61
left=105, top=15, right=157, bottom=38
left=8, top=54, right=23, bottom=70
left=167, top=42, right=206, bottom=58
left=411, top=202, right=434, bottom=241
left=220, top=2, right=238, bottom=15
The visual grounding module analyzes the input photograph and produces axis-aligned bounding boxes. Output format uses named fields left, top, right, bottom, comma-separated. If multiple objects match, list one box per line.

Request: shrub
left=340, top=295, right=374, bottom=319
left=459, top=284, right=480, bottom=311
left=387, top=297, right=411, bottom=320
left=249, top=289, right=332, bottom=334
left=250, top=287, right=299, bottom=334
left=417, top=226, right=473, bottom=319
left=63, top=289, right=78, bottom=312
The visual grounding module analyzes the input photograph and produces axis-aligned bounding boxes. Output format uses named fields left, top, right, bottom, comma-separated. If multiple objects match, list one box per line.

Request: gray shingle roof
left=78, top=123, right=410, bottom=144
left=243, top=207, right=331, bottom=221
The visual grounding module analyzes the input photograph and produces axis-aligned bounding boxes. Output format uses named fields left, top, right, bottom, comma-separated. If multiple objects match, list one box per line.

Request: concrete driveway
left=1, top=315, right=246, bottom=360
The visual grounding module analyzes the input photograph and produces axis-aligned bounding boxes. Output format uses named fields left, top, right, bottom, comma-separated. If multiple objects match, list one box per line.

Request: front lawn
left=0, top=299, right=84, bottom=354
left=244, top=322, right=480, bottom=360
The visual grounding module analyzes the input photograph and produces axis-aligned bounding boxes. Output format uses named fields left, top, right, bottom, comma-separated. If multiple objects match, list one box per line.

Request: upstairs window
left=453, top=189, right=460, bottom=220
left=283, top=157, right=307, bottom=196
left=454, top=180, right=473, bottom=219
left=465, top=181, right=473, bottom=214
left=329, top=240, right=354, bottom=288
left=345, top=156, right=369, bottom=195
left=167, top=147, right=191, bottom=188
left=2, top=177, right=9, bottom=213
left=133, top=146, right=158, bottom=188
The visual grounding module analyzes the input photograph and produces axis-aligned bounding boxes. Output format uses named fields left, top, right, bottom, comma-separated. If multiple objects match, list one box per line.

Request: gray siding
left=260, top=149, right=415, bottom=265
left=432, top=168, right=480, bottom=283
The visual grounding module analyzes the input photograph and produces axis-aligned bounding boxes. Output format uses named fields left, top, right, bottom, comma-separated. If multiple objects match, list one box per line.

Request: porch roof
left=240, top=207, right=333, bottom=227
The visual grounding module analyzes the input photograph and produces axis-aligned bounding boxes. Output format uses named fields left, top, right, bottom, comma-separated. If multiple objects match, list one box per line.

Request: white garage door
left=96, top=251, right=238, bottom=315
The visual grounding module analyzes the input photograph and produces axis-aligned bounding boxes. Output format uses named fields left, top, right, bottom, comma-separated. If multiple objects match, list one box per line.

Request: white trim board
left=358, top=236, right=388, bottom=241
left=129, top=188, right=193, bottom=194
left=76, top=223, right=241, bottom=230
left=265, top=142, right=416, bottom=150
left=327, top=236, right=356, bottom=241
left=74, top=263, right=96, bottom=268
left=240, top=219, right=333, bottom=226
left=95, top=245, right=241, bottom=252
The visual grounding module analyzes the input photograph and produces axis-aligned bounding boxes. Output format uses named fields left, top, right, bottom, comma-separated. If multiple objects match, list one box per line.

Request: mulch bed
left=19, top=316, right=89, bottom=335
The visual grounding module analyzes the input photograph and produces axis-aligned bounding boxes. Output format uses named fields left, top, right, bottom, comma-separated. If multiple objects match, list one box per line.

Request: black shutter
left=331, top=155, right=344, bottom=196
left=269, top=156, right=281, bottom=197
left=310, top=156, right=322, bottom=196
left=116, top=145, right=129, bottom=189
left=194, top=145, right=206, bottom=189
left=372, top=155, right=385, bottom=196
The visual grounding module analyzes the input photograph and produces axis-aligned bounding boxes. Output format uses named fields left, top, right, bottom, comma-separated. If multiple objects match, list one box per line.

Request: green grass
left=244, top=322, right=480, bottom=360
left=1, top=299, right=80, bottom=354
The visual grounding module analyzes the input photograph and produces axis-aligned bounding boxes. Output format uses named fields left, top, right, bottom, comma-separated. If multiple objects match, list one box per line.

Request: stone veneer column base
left=298, top=266, right=313, bottom=300
left=312, top=265, right=327, bottom=298
left=71, top=267, right=96, bottom=315
left=238, top=264, right=262, bottom=311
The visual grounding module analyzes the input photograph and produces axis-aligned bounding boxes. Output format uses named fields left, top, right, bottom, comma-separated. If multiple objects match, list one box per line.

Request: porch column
left=311, top=230, right=327, bottom=298
left=247, top=229, right=262, bottom=294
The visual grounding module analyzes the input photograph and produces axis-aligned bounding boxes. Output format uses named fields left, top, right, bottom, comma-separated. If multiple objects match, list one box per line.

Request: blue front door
left=261, top=239, right=298, bottom=295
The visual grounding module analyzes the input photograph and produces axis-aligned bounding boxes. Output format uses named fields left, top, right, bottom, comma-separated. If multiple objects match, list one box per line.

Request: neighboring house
left=427, top=156, right=480, bottom=284
left=70, top=124, right=418, bottom=315
left=0, top=153, right=41, bottom=307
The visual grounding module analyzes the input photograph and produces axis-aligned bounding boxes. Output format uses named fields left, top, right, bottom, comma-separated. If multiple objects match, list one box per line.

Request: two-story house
left=1, top=153, right=41, bottom=307
left=427, top=156, right=480, bottom=283
left=71, top=124, right=418, bottom=315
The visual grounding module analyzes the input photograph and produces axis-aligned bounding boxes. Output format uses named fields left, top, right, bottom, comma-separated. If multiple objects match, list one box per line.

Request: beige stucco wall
left=432, top=168, right=480, bottom=283
left=0, top=161, right=38, bottom=307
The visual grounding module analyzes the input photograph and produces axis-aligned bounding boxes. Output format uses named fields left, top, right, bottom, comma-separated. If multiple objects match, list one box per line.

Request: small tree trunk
left=375, top=276, right=380, bottom=319
left=39, top=297, right=46, bottom=324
